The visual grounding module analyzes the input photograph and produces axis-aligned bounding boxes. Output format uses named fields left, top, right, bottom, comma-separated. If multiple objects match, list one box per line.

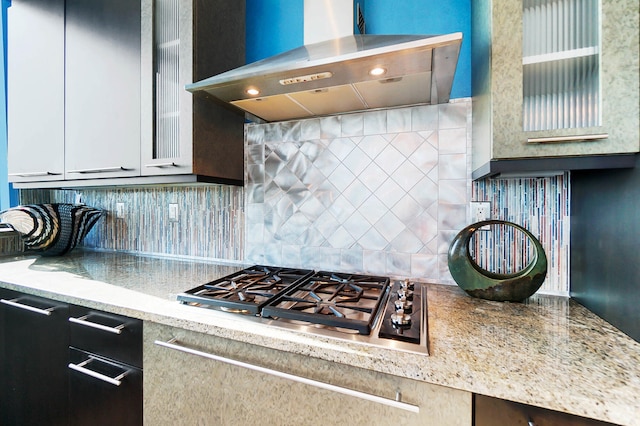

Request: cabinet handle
left=8, top=171, right=62, bottom=177
left=69, top=315, right=125, bottom=334
left=0, top=298, right=55, bottom=316
left=154, top=338, right=420, bottom=414
left=144, top=162, right=178, bottom=168
left=68, top=356, right=127, bottom=386
left=527, top=133, right=608, bottom=144
left=67, top=166, right=128, bottom=174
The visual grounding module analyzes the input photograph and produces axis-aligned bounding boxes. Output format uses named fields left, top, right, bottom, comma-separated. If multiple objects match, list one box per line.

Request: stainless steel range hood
left=186, top=32, right=462, bottom=122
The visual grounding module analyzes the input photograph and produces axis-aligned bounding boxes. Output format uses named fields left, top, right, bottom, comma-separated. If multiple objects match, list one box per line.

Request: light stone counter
left=0, top=250, right=638, bottom=425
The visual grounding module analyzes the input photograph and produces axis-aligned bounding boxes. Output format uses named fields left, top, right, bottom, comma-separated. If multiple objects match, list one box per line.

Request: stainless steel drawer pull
left=144, top=162, right=177, bottom=168
left=68, top=357, right=127, bottom=386
left=67, top=166, right=128, bottom=174
left=69, top=315, right=125, bottom=334
left=8, top=171, right=62, bottom=177
left=0, top=298, right=55, bottom=316
left=527, top=133, right=608, bottom=144
left=155, top=338, right=420, bottom=414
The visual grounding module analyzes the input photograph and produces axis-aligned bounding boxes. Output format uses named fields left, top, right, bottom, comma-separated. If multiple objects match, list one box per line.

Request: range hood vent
left=186, top=32, right=462, bottom=122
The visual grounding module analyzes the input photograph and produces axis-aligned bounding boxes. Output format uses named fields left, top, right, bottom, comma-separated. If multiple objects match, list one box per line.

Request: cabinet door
left=7, top=0, right=65, bottom=184
left=145, top=322, right=471, bottom=426
left=140, top=0, right=193, bottom=177
left=65, top=0, right=141, bottom=180
left=0, top=289, right=69, bottom=426
left=140, top=0, right=246, bottom=183
left=472, top=0, right=639, bottom=167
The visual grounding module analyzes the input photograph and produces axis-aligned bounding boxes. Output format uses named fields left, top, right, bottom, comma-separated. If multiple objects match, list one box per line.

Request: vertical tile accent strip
left=471, top=173, right=570, bottom=294
left=18, top=185, right=244, bottom=261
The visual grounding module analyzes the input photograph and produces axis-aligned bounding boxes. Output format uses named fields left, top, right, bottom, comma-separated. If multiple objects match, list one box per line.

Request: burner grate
left=178, top=266, right=314, bottom=314
left=261, top=271, right=390, bottom=334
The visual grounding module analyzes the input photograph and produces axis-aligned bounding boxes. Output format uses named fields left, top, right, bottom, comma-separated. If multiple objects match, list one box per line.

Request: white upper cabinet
left=64, top=0, right=141, bottom=181
left=472, top=0, right=639, bottom=179
left=7, top=0, right=65, bottom=184
left=7, top=0, right=245, bottom=188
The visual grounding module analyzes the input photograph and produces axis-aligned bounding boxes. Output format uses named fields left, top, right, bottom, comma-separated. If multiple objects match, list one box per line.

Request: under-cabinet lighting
left=246, top=88, right=260, bottom=96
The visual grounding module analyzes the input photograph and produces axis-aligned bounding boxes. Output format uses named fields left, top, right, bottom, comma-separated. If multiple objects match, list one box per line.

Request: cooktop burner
left=177, top=266, right=313, bottom=314
left=261, top=271, right=389, bottom=335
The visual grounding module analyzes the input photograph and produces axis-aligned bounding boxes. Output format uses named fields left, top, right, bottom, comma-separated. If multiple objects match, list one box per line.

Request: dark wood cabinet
left=0, top=291, right=143, bottom=425
left=68, top=348, right=143, bottom=426
left=474, top=394, right=616, bottom=426
left=69, top=305, right=142, bottom=426
left=0, top=289, right=70, bottom=426
left=68, top=306, right=143, bottom=426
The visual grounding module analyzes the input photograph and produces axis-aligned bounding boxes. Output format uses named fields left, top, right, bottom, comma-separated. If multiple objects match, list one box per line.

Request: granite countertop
left=0, top=250, right=639, bottom=425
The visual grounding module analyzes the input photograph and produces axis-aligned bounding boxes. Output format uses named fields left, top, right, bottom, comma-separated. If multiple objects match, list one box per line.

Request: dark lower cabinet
left=474, top=394, right=616, bottom=426
left=0, top=289, right=70, bottom=426
left=68, top=305, right=143, bottom=426
left=0, top=289, right=143, bottom=425
left=68, top=348, right=143, bottom=426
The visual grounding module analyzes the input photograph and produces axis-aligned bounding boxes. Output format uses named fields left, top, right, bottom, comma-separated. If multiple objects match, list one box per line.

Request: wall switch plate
left=116, top=202, right=125, bottom=219
left=169, top=203, right=179, bottom=222
left=471, top=201, right=491, bottom=229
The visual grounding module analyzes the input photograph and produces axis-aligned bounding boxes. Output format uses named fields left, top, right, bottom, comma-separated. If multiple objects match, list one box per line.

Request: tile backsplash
left=244, top=101, right=472, bottom=282
left=19, top=185, right=244, bottom=261
left=17, top=99, right=570, bottom=294
left=472, top=174, right=570, bottom=295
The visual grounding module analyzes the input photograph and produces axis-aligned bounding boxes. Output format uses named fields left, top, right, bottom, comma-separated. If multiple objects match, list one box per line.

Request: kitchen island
left=0, top=250, right=638, bottom=425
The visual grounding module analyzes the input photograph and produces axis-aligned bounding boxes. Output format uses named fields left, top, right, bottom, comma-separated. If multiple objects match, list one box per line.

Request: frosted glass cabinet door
left=7, top=0, right=65, bottom=184
left=140, top=0, right=246, bottom=184
left=64, top=0, right=141, bottom=181
left=471, top=0, right=639, bottom=174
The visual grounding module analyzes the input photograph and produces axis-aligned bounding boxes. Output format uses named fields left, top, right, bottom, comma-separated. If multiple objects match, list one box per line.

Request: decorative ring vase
left=447, top=220, right=547, bottom=302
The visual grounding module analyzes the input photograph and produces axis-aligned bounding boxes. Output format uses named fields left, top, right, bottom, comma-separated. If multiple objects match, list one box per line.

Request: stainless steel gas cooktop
left=178, top=265, right=428, bottom=355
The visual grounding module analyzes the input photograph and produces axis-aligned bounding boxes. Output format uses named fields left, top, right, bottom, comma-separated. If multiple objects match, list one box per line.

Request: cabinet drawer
left=69, top=306, right=142, bottom=368
left=474, top=394, right=616, bottom=426
left=68, top=347, right=142, bottom=426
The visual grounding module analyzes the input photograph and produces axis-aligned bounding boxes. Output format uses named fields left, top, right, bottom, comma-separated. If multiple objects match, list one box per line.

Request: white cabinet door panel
left=7, top=0, right=65, bottom=184
left=64, top=0, right=141, bottom=180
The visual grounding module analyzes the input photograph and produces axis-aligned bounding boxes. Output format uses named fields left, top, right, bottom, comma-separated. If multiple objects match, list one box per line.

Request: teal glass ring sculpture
left=447, top=220, right=547, bottom=302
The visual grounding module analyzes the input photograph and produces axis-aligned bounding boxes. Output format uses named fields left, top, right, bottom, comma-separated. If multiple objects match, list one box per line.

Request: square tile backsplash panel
left=245, top=102, right=472, bottom=282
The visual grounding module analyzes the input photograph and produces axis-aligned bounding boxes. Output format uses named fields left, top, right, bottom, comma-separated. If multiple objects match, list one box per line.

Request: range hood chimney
left=186, top=1, right=462, bottom=123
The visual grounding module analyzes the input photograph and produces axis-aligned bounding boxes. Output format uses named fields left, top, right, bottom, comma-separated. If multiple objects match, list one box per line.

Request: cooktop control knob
left=391, top=308, right=411, bottom=327
left=400, top=279, right=414, bottom=291
left=394, top=296, right=413, bottom=313
left=397, top=287, right=413, bottom=300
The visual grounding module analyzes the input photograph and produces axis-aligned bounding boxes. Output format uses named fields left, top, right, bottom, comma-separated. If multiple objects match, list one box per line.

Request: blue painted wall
left=1, top=0, right=16, bottom=209
left=245, top=0, right=471, bottom=98
left=245, top=0, right=303, bottom=63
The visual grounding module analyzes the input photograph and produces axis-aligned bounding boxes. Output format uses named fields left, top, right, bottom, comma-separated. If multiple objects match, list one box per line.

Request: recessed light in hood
left=186, top=33, right=462, bottom=123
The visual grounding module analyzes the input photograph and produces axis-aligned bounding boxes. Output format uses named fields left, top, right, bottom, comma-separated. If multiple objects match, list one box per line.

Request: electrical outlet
left=116, top=202, right=125, bottom=219
left=74, top=191, right=84, bottom=205
left=471, top=202, right=491, bottom=226
left=169, top=203, right=179, bottom=222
